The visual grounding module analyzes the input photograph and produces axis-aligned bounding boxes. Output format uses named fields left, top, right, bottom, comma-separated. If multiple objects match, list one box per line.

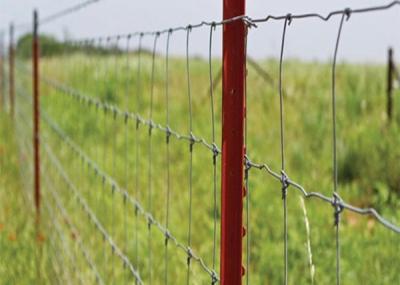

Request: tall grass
left=1, top=52, right=399, bottom=284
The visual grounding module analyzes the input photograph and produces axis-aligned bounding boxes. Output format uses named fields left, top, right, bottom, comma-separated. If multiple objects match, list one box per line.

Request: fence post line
left=9, top=23, right=14, bottom=117
left=33, top=9, right=41, bottom=232
left=387, top=47, right=393, bottom=123
left=221, top=0, right=246, bottom=284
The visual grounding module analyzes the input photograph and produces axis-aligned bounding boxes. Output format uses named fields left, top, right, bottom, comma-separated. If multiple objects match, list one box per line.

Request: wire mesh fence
left=1, top=1, right=400, bottom=284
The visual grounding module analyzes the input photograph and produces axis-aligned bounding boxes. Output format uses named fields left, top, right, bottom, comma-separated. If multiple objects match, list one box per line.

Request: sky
left=1, top=0, right=400, bottom=62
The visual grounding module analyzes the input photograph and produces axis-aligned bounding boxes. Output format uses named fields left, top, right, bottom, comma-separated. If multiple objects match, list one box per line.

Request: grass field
left=1, top=50, right=400, bottom=284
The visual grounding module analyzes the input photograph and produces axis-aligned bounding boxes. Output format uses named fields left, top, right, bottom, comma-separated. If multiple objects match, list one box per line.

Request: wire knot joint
left=187, top=247, right=193, bottom=265
left=189, top=132, right=196, bottom=152
left=148, top=120, right=154, bottom=135
left=166, top=126, right=172, bottom=143
left=164, top=229, right=171, bottom=245
left=211, top=270, right=219, bottom=284
left=332, top=192, right=344, bottom=226
left=286, top=13, right=293, bottom=25
left=344, top=8, right=352, bottom=20
left=124, top=111, right=129, bottom=124
left=212, top=143, right=220, bottom=161
left=147, top=214, right=154, bottom=228
left=281, top=170, right=289, bottom=199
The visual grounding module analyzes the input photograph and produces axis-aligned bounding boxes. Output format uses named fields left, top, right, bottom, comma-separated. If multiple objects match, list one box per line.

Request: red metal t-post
left=33, top=10, right=41, bottom=228
left=221, top=0, right=246, bottom=284
left=9, top=23, right=14, bottom=117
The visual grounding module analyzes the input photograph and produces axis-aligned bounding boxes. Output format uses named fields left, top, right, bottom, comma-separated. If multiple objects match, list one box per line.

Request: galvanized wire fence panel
left=3, top=1, right=400, bottom=284
left=15, top=23, right=223, bottom=284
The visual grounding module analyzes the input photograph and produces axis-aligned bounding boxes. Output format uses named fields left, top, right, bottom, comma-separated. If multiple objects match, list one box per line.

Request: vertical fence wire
left=164, top=29, right=172, bottom=285
left=135, top=34, right=143, bottom=284
left=279, top=14, right=291, bottom=285
left=185, top=25, right=194, bottom=285
left=123, top=35, right=132, bottom=285
left=111, top=36, right=121, bottom=284
left=102, top=37, right=111, bottom=283
left=331, top=10, right=349, bottom=285
left=208, top=23, right=219, bottom=285
left=148, top=32, right=159, bottom=285
left=93, top=37, right=103, bottom=284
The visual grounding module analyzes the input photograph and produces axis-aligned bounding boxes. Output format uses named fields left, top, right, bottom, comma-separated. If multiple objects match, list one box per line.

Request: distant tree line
left=16, top=33, right=134, bottom=59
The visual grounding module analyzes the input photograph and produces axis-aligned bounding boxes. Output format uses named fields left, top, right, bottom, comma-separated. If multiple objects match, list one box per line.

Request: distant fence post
left=0, top=32, right=4, bottom=110
left=221, top=0, right=246, bottom=284
left=9, top=23, right=14, bottom=117
left=387, top=47, right=394, bottom=123
left=33, top=9, right=41, bottom=232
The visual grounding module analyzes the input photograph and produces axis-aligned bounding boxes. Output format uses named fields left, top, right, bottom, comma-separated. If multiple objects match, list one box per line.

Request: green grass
left=1, top=52, right=400, bottom=284
left=0, top=112, right=43, bottom=285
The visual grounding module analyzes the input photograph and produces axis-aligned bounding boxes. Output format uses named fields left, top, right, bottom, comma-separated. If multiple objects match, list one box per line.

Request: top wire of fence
left=12, top=0, right=102, bottom=31
left=64, top=1, right=400, bottom=42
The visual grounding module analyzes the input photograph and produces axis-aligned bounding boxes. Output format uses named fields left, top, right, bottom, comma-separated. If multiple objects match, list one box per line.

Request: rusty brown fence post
left=33, top=9, right=41, bottom=233
left=0, top=32, right=4, bottom=111
left=387, top=47, right=394, bottom=123
left=221, top=0, right=247, bottom=284
left=9, top=23, right=15, bottom=117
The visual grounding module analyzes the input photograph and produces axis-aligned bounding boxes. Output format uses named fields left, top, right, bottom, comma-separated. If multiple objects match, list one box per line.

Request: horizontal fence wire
left=17, top=59, right=400, bottom=234
left=39, top=0, right=101, bottom=25
left=66, top=1, right=400, bottom=42
left=41, top=169, right=105, bottom=285
left=244, top=157, right=400, bottom=233
left=40, top=76, right=219, bottom=155
left=42, top=137, right=143, bottom=284
left=15, top=75, right=219, bottom=282
left=13, top=0, right=103, bottom=31
left=5, top=0, right=400, bottom=284
left=41, top=102, right=218, bottom=280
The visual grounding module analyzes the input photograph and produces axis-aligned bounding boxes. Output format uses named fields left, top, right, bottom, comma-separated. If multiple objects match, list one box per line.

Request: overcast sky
left=1, top=0, right=400, bottom=62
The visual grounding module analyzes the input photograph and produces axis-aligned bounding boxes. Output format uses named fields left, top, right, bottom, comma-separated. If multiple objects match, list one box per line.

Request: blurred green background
left=0, top=34, right=399, bottom=284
